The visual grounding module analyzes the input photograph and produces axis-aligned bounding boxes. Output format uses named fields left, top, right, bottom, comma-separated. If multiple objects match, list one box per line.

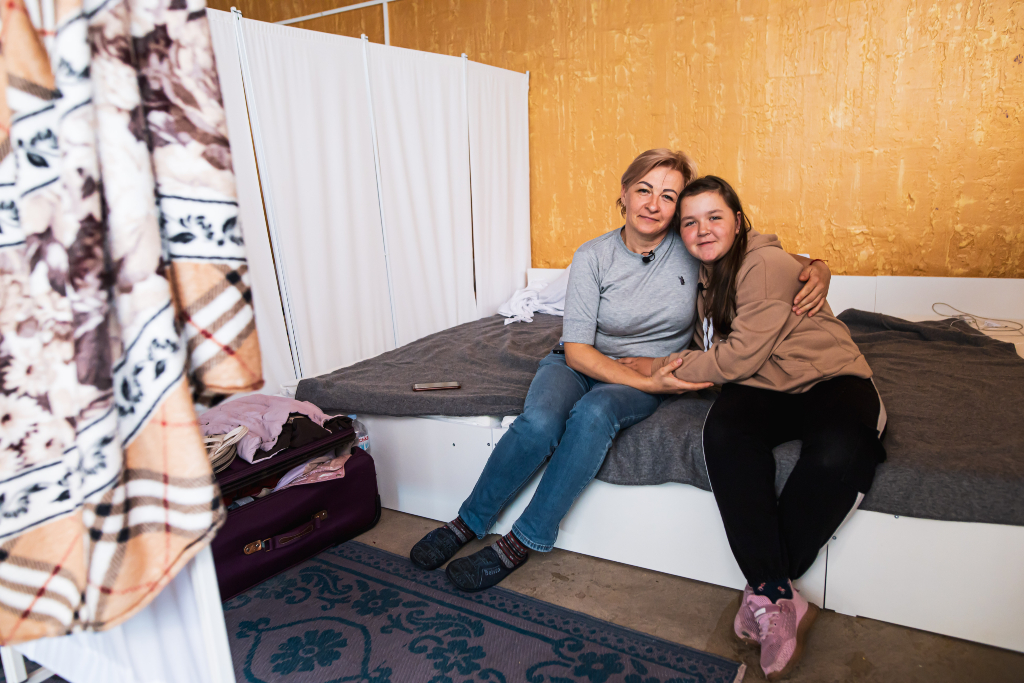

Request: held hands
left=620, top=357, right=713, bottom=395
left=793, top=259, right=831, bottom=317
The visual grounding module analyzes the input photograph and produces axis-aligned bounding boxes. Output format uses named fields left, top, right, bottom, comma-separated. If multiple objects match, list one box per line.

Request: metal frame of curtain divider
left=276, top=0, right=397, bottom=45
left=228, top=8, right=529, bottom=381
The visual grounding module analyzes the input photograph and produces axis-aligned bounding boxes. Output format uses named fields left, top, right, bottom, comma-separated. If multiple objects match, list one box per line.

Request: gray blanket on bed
left=833, top=311, right=1024, bottom=525
left=601, top=310, right=1024, bottom=526
left=297, top=315, right=565, bottom=417
left=297, top=311, right=1024, bottom=526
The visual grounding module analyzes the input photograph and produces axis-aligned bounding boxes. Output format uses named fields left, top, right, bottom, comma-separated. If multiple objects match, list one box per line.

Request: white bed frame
left=363, top=273, right=1024, bottom=653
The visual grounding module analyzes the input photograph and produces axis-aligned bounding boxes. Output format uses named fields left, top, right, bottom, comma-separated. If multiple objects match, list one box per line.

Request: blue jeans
left=458, top=352, right=664, bottom=552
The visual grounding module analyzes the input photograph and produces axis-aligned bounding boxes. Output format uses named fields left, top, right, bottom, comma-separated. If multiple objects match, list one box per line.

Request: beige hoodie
left=652, top=230, right=872, bottom=393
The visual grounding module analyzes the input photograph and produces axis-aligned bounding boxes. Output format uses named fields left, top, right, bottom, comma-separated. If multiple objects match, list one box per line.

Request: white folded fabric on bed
left=497, top=266, right=570, bottom=324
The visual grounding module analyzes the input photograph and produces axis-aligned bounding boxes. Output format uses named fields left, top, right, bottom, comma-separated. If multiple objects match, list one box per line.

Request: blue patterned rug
left=223, top=541, right=745, bottom=683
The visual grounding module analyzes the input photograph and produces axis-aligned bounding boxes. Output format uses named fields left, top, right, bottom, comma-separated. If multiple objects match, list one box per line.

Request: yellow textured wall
left=209, top=0, right=1024, bottom=277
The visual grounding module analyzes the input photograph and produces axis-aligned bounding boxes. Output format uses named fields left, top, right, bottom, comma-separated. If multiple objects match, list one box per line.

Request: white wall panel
left=825, top=511, right=1024, bottom=652
left=240, top=21, right=395, bottom=376
left=207, top=10, right=295, bottom=394
left=874, top=276, right=1024, bottom=319
left=467, top=62, right=531, bottom=318
left=365, top=43, right=477, bottom=345
left=824, top=275, right=876, bottom=316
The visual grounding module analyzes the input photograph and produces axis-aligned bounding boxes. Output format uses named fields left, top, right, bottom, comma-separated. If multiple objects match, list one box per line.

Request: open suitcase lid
left=216, top=419, right=355, bottom=496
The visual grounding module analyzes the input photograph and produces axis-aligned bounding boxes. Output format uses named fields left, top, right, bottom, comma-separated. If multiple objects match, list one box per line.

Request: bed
left=296, top=274, right=1024, bottom=653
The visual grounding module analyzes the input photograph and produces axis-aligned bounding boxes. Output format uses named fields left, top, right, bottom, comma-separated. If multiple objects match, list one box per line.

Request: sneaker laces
left=753, top=604, right=783, bottom=640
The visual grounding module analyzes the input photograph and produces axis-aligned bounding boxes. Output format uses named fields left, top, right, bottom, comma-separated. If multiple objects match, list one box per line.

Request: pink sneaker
left=748, top=583, right=819, bottom=680
left=734, top=585, right=758, bottom=645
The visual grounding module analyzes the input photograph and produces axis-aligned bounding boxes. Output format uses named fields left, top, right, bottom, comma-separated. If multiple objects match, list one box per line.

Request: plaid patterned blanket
left=0, top=0, right=261, bottom=642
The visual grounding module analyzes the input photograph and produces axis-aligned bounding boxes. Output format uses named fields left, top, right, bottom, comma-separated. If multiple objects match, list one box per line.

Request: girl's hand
left=617, top=357, right=654, bottom=376
left=640, top=358, right=714, bottom=394
left=793, top=260, right=831, bottom=317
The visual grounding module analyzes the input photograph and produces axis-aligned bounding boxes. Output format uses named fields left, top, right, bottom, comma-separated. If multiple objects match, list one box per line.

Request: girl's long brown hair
left=680, top=176, right=753, bottom=336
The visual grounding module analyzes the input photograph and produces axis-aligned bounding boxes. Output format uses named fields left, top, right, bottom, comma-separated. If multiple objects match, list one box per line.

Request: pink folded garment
left=273, top=449, right=354, bottom=492
left=199, top=395, right=329, bottom=463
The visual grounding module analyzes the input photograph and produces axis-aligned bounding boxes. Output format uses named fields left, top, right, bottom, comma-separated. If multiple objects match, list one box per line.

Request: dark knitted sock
left=753, top=579, right=793, bottom=603
left=492, top=531, right=529, bottom=569
left=409, top=517, right=474, bottom=571
left=448, top=516, right=473, bottom=543
left=445, top=531, right=531, bottom=592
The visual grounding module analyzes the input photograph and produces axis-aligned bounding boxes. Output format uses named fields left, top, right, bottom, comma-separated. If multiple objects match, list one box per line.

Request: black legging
left=703, top=375, right=887, bottom=586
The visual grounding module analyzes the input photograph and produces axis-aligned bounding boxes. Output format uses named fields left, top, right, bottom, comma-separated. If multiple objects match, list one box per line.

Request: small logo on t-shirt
left=679, top=276, right=686, bottom=285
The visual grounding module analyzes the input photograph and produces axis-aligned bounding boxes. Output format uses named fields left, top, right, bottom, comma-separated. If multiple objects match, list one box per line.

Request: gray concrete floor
left=356, top=508, right=1024, bottom=683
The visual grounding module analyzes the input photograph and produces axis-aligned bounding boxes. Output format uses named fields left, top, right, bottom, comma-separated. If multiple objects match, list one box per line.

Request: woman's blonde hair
left=616, top=148, right=698, bottom=220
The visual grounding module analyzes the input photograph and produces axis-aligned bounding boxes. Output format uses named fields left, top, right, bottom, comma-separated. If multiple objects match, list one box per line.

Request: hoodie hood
left=698, top=229, right=780, bottom=284
left=745, top=229, right=782, bottom=254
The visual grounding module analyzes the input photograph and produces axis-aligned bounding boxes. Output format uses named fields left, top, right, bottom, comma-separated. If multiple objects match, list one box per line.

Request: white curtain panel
left=467, top=62, right=532, bottom=318
left=207, top=9, right=295, bottom=393
left=365, top=43, right=477, bottom=346
left=239, top=20, right=395, bottom=377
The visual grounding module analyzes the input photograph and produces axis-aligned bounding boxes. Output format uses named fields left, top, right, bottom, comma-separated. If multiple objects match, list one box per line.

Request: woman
left=636, top=176, right=886, bottom=681
left=408, top=151, right=833, bottom=593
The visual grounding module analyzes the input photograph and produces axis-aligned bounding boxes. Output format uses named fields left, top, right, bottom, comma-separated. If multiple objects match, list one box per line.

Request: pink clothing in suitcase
left=199, top=395, right=329, bottom=463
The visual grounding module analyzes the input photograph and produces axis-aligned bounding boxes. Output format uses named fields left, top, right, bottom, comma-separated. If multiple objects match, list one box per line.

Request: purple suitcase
left=211, top=425, right=381, bottom=600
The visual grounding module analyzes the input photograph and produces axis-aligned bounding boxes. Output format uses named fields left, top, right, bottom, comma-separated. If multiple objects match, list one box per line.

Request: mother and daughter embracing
left=408, top=149, right=887, bottom=680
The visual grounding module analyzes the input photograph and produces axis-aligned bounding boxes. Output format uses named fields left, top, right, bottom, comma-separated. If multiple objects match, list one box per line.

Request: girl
left=635, top=176, right=886, bottom=680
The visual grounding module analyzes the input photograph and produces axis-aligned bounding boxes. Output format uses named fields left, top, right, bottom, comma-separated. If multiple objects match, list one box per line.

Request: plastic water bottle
left=348, top=414, right=370, bottom=454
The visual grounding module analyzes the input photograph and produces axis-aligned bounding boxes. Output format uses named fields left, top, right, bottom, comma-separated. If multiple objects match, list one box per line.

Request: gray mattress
left=296, top=311, right=1024, bottom=526
left=297, top=314, right=565, bottom=417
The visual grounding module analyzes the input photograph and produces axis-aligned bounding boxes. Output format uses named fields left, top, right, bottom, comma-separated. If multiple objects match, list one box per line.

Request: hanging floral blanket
left=0, top=0, right=262, bottom=643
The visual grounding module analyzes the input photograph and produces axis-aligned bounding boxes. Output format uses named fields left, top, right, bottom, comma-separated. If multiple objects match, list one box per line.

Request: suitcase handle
left=243, top=510, right=328, bottom=555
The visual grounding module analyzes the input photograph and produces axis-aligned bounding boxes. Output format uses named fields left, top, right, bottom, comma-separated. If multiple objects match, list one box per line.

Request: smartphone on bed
left=412, top=382, right=462, bottom=391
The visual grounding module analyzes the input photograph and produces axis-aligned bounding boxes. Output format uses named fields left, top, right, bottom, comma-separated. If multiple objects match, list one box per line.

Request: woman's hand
left=617, top=357, right=654, bottom=376
left=639, top=358, right=714, bottom=394
left=793, top=260, right=831, bottom=317
left=566, top=344, right=711, bottom=394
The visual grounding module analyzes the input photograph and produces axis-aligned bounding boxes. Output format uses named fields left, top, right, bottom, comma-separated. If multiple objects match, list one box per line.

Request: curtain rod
left=277, top=0, right=400, bottom=45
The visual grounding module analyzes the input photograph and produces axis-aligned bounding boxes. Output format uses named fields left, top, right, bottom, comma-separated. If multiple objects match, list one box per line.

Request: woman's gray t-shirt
left=562, top=228, right=700, bottom=359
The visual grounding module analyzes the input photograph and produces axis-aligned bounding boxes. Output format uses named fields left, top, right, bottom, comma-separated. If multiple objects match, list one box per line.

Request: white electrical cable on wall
left=363, top=39, right=477, bottom=344
left=208, top=9, right=296, bottom=392
left=231, top=8, right=306, bottom=379
left=465, top=61, right=532, bottom=317
left=235, top=20, right=397, bottom=375
left=462, top=53, right=478, bottom=308
left=361, top=35, right=402, bottom=349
